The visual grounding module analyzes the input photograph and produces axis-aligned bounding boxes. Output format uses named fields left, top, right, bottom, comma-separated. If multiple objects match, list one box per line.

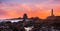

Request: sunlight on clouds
left=0, top=0, right=60, bottom=19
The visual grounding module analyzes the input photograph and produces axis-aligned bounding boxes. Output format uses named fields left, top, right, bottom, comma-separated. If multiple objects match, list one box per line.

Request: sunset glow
left=0, top=0, right=60, bottom=19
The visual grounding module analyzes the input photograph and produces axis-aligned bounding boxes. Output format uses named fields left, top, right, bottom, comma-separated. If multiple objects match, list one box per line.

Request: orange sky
left=0, top=0, right=60, bottom=19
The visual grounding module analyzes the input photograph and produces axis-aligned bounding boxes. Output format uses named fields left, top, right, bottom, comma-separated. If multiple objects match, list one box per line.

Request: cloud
left=0, top=9, right=7, bottom=15
left=0, top=0, right=53, bottom=4
left=0, top=0, right=2, bottom=3
left=49, top=0, right=60, bottom=4
left=0, top=0, right=60, bottom=19
left=54, top=0, right=60, bottom=1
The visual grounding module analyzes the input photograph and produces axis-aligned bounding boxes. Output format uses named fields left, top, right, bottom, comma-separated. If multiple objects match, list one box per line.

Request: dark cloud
left=0, top=0, right=8, bottom=3
left=0, top=0, right=48, bottom=4
left=0, top=0, right=2, bottom=3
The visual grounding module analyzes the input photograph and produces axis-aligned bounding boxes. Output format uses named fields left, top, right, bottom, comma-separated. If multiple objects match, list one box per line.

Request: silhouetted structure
left=47, top=9, right=55, bottom=20
left=23, top=13, right=28, bottom=21
left=0, top=9, right=60, bottom=31
left=51, top=9, right=54, bottom=16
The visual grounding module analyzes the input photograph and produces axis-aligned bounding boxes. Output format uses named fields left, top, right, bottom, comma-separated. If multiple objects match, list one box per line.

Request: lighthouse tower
left=47, top=9, right=55, bottom=19
left=51, top=9, right=54, bottom=16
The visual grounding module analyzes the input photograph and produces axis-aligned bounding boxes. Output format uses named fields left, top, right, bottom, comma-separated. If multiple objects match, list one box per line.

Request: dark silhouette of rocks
left=0, top=9, right=60, bottom=31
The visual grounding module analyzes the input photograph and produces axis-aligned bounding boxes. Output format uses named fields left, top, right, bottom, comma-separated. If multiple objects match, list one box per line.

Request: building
left=47, top=9, right=56, bottom=20
left=47, top=9, right=60, bottom=20
left=46, top=9, right=60, bottom=24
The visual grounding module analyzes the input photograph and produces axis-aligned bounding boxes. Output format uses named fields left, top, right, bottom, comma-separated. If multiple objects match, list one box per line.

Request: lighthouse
left=51, top=9, right=54, bottom=16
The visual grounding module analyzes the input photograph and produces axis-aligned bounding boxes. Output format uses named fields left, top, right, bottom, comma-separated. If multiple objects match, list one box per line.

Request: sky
left=0, top=0, right=60, bottom=19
